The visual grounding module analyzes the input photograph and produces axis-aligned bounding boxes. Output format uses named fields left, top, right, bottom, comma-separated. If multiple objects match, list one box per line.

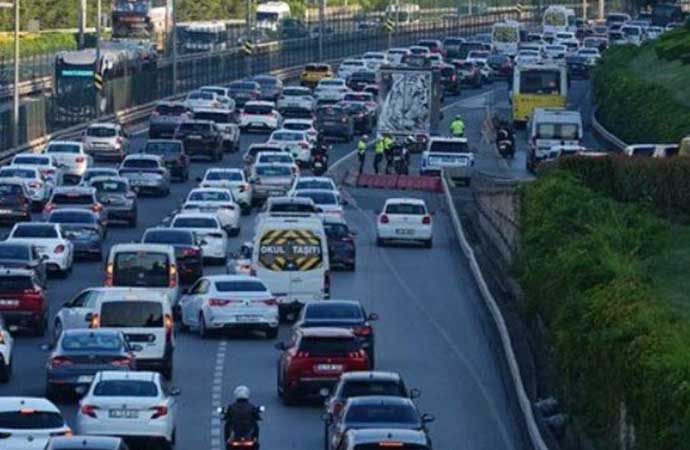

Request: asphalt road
left=0, top=82, right=540, bottom=450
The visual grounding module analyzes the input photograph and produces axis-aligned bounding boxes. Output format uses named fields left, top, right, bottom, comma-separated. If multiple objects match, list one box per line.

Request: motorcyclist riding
left=494, top=116, right=515, bottom=159
left=222, top=386, right=262, bottom=448
left=450, top=114, right=465, bottom=137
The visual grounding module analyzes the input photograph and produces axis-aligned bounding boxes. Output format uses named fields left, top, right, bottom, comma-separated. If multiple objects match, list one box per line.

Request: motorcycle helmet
left=234, top=385, right=250, bottom=400
left=405, top=135, right=416, bottom=145
left=363, top=134, right=369, bottom=141
left=455, top=114, right=462, bottom=120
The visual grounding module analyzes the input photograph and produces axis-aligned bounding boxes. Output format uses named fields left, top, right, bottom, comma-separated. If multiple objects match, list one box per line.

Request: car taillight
left=261, top=298, right=278, bottom=306
left=422, top=215, right=431, bottom=225
left=209, top=298, right=234, bottom=307
left=80, top=404, right=98, bottom=418
left=164, top=313, right=173, bottom=340
left=50, top=356, right=73, bottom=369
left=54, top=244, right=65, bottom=254
left=348, top=350, right=366, bottom=359
left=231, top=440, right=256, bottom=447
left=341, top=117, right=347, bottom=123
left=169, top=264, right=177, bottom=288
left=90, top=314, right=100, bottom=328
left=379, top=214, right=389, bottom=224
left=91, top=204, right=103, bottom=213
left=220, top=204, right=235, bottom=210
left=43, top=203, right=55, bottom=214
left=76, top=156, right=85, bottom=163
left=105, top=263, right=113, bottom=286
left=111, top=357, right=132, bottom=368
left=299, top=142, right=309, bottom=149
left=353, top=326, right=372, bottom=337
left=181, top=248, right=200, bottom=258
left=150, top=405, right=168, bottom=419
left=295, top=351, right=310, bottom=358
left=28, top=182, right=41, bottom=190
left=239, top=184, right=247, bottom=193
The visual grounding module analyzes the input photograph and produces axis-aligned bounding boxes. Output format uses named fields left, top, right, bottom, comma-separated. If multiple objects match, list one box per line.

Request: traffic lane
left=334, top=186, right=524, bottom=450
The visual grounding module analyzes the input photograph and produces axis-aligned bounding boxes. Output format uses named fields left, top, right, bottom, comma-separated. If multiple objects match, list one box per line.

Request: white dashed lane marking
left=210, top=340, right=228, bottom=450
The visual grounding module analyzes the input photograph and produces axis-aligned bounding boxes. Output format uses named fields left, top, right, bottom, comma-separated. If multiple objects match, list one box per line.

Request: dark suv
left=142, top=140, right=190, bottom=181
left=0, top=268, right=48, bottom=335
left=0, top=180, right=31, bottom=224
left=346, top=71, right=377, bottom=92
left=173, top=120, right=223, bottom=161
left=149, top=101, right=192, bottom=139
left=315, top=105, right=355, bottom=142
left=439, top=64, right=461, bottom=95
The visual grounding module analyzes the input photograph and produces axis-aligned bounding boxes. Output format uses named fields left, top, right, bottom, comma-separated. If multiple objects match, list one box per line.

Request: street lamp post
left=95, top=0, right=101, bottom=117
left=318, top=0, right=325, bottom=61
left=172, top=0, right=177, bottom=95
left=0, top=1, right=19, bottom=147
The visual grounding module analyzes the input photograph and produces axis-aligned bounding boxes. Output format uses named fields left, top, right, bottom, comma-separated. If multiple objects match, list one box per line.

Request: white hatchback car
left=290, top=176, right=338, bottom=195
left=337, top=58, right=367, bottom=79
left=376, top=198, right=433, bottom=248
left=180, top=274, right=278, bottom=338
left=82, top=122, right=130, bottom=161
left=313, top=78, right=349, bottom=102
left=276, top=86, right=315, bottom=112
left=198, top=168, right=253, bottom=214
left=183, top=188, right=240, bottom=236
left=44, top=141, right=92, bottom=181
left=170, top=212, right=228, bottom=264
left=267, top=129, right=313, bottom=164
left=0, top=397, right=71, bottom=449
left=7, top=223, right=74, bottom=276
left=77, top=371, right=179, bottom=447
left=239, top=101, right=282, bottom=131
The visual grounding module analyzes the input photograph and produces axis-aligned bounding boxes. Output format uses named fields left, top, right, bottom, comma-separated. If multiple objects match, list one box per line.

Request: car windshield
left=113, top=252, right=170, bottom=287
left=0, top=275, right=33, bottom=291
left=215, top=280, right=267, bottom=292
left=342, top=381, right=406, bottom=397
left=93, top=380, right=158, bottom=397
left=386, top=203, right=426, bottom=215
left=145, top=142, right=182, bottom=155
left=87, top=127, right=117, bottom=137
left=320, top=80, right=343, bottom=87
left=296, top=191, right=337, bottom=205
left=91, top=180, right=127, bottom=193
left=519, top=70, right=561, bottom=94
left=100, top=300, right=164, bottom=328
left=173, top=217, right=218, bottom=228
left=46, top=144, right=80, bottom=153
left=83, top=170, right=118, bottom=181
left=49, top=211, right=96, bottom=224
left=536, top=123, right=580, bottom=140
left=323, top=223, right=349, bottom=239
left=61, top=332, right=124, bottom=351
left=256, top=166, right=292, bottom=177
left=0, top=411, right=64, bottom=429
left=154, top=104, right=188, bottom=115
left=14, top=156, right=49, bottom=165
left=178, top=122, right=211, bottom=133
left=244, top=104, right=274, bottom=115
left=12, top=225, right=57, bottom=238
left=0, top=244, right=29, bottom=260
left=144, top=230, right=194, bottom=245
left=123, top=159, right=158, bottom=169
left=305, top=303, right=361, bottom=320
left=194, top=112, right=232, bottom=124
left=345, top=403, right=420, bottom=424
left=230, top=81, right=257, bottom=91
left=270, top=203, right=314, bottom=213
left=284, top=122, right=311, bottom=131
left=259, top=154, right=292, bottom=164
left=284, top=88, right=310, bottom=96
left=52, top=193, right=94, bottom=204
left=351, top=72, right=375, bottom=82
left=298, top=336, right=359, bottom=356
left=188, top=191, right=230, bottom=202
left=206, top=171, right=243, bottom=182
left=0, top=168, right=36, bottom=178
left=254, top=77, right=278, bottom=87
left=188, top=92, right=214, bottom=100
left=295, top=180, right=332, bottom=190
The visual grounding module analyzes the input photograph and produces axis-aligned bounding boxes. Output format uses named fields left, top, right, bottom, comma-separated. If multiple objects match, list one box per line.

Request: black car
left=0, top=242, right=47, bottom=287
left=46, top=329, right=138, bottom=399
left=0, top=180, right=31, bottom=224
left=253, top=75, right=284, bottom=101
left=340, top=102, right=375, bottom=134
left=323, top=217, right=356, bottom=270
left=142, top=139, right=190, bottom=181
left=47, top=209, right=105, bottom=261
left=438, top=64, right=461, bottom=95
left=566, top=55, right=590, bottom=79
left=47, top=436, right=130, bottom=450
left=487, top=54, right=513, bottom=79
left=87, top=176, right=138, bottom=227
left=228, top=80, right=261, bottom=107
left=443, top=36, right=465, bottom=59
left=142, top=228, right=203, bottom=284
left=280, top=106, right=314, bottom=120
left=346, top=70, right=377, bottom=91
left=295, top=300, right=377, bottom=365
left=173, top=120, right=223, bottom=161
left=315, top=105, right=355, bottom=142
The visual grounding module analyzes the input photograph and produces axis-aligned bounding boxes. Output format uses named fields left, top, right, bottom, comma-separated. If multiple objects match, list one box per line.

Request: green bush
left=520, top=172, right=690, bottom=449
left=0, top=32, right=77, bottom=58
left=655, top=27, right=690, bottom=61
left=592, top=46, right=690, bottom=143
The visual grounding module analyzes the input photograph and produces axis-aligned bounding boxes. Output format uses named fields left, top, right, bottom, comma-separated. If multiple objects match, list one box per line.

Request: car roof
left=47, top=140, right=83, bottom=147
left=1, top=165, right=39, bottom=173
left=347, top=429, right=428, bottom=446
left=48, top=208, right=98, bottom=217
left=298, top=327, right=355, bottom=338
left=49, top=436, right=123, bottom=450
left=88, top=122, right=118, bottom=129
left=89, top=176, right=129, bottom=184
left=255, top=162, right=294, bottom=169
left=109, top=243, right=174, bottom=254
left=294, top=188, right=337, bottom=196
left=173, top=212, right=219, bottom=220
left=204, top=274, right=265, bottom=283
left=245, top=100, right=275, bottom=107
left=123, top=153, right=161, bottom=161
left=194, top=107, right=233, bottom=114
left=53, top=186, right=95, bottom=194
left=0, top=397, right=61, bottom=413
left=97, top=288, right=170, bottom=303
left=268, top=196, right=313, bottom=205
left=61, top=328, right=122, bottom=339
left=340, top=371, right=402, bottom=383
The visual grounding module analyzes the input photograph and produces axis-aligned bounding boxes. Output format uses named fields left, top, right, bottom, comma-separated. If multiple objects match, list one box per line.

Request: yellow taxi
left=300, top=63, right=333, bottom=88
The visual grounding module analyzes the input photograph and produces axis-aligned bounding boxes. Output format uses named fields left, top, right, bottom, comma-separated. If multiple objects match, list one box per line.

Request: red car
left=276, top=327, right=370, bottom=404
left=0, top=268, right=48, bottom=335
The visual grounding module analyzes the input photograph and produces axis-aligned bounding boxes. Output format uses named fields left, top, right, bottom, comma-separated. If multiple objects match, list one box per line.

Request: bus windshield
left=518, top=70, right=561, bottom=95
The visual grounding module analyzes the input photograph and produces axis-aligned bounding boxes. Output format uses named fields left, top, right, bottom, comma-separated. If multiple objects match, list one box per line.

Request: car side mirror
left=409, top=388, right=421, bottom=399
left=421, top=413, right=435, bottom=423
left=322, top=412, right=333, bottom=423
left=170, top=387, right=182, bottom=396
left=274, top=342, right=287, bottom=351
left=367, top=313, right=379, bottom=321
left=84, top=312, right=93, bottom=322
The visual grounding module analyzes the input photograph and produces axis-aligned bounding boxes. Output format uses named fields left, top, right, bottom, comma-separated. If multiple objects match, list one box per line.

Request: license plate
left=237, top=315, right=260, bottom=322
left=251, top=122, right=263, bottom=128
left=188, top=135, right=202, bottom=139
left=0, top=299, right=18, bottom=307
left=0, top=209, right=12, bottom=214
left=109, top=409, right=139, bottom=419
left=77, top=375, right=94, bottom=383
left=200, top=207, right=217, bottom=212
left=396, top=229, right=415, bottom=236
left=315, top=363, right=343, bottom=372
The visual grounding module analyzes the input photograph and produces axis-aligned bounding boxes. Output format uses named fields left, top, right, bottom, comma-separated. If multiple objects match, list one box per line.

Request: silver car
left=149, top=101, right=193, bottom=139
left=192, top=108, right=240, bottom=153
left=118, top=154, right=171, bottom=196
left=250, top=163, right=296, bottom=204
left=81, top=122, right=130, bottom=161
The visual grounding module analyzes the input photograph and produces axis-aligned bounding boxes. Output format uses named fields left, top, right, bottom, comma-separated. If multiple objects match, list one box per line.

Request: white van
left=527, top=108, right=583, bottom=171
left=105, top=243, right=180, bottom=308
left=89, top=289, right=175, bottom=379
left=252, top=216, right=329, bottom=321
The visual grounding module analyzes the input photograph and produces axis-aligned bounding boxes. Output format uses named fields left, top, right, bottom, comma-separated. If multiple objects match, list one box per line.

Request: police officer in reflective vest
left=450, top=114, right=465, bottom=137
left=373, top=137, right=385, bottom=174
left=357, top=135, right=368, bottom=173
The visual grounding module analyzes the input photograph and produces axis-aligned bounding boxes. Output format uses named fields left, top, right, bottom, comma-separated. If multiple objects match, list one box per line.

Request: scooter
left=393, top=147, right=410, bottom=175
left=496, top=127, right=515, bottom=159
left=217, top=406, right=265, bottom=450
left=312, top=153, right=328, bottom=175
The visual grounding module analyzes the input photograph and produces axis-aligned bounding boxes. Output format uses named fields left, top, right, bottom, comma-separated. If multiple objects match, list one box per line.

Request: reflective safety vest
left=357, top=140, right=367, bottom=154
left=450, top=119, right=465, bottom=136
left=375, top=140, right=385, bottom=154
left=383, top=136, right=394, bottom=150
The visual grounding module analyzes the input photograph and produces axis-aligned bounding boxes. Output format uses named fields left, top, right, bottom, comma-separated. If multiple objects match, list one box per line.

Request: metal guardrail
left=591, top=107, right=627, bottom=150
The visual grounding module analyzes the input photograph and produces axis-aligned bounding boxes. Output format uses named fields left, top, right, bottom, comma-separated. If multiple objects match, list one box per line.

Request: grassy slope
left=649, top=225, right=690, bottom=318
left=627, top=44, right=690, bottom=108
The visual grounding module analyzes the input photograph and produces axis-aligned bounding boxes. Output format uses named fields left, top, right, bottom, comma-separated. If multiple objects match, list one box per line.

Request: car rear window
left=385, top=203, right=426, bottom=215
left=350, top=72, right=376, bottom=82
left=256, top=166, right=292, bottom=177
left=145, top=142, right=182, bottom=156
left=296, top=191, right=337, bottom=205
left=100, top=301, right=164, bottom=328
left=188, top=91, right=214, bottom=100
left=323, top=223, right=349, bottom=239
left=0, top=183, right=25, bottom=197
left=154, top=104, right=188, bottom=115
left=270, top=202, right=315, bottom=213
left=536, top=123, right=579, bottom=140
left=0, top=275, right=33, bottom=291
left=188, top=190, right=231, bottom=202
left=14, top=156, right=50, bottom=165
left=93, top=380, right=158, bottom=397
left=429, top=140, right=470, bottom=153
left=230, top=81, right=258, bottom=91
left=122, top=159, right=159, bottom=169
left=305, top=303, right=361, bottom=320
left=12, top=225, right=58, bottom=238
left=273, top=132, right=301, bottom=141
left=0, top=244, right=29, bottom=260
left=317, top=107, right=346, bottom=119
left=214, top=280, right=266, bottom=292
left=206, top=171, right=243, bottom=182
left=52, top=193, right=94, bottom=204
left=49, top=211, right=97, bottom=224
left=61, top=332, right=123, bottom=351
left=144, top=230, right=194, bottom=245
left=0, top=411, right=64, bottom=429
left=284, top=88, right=310, bottom=96
left=306, top=64, right=330, bottom=72
left=283, top=122, right=311, bottom=131
left=244, top=104, right=274, bottom=115
left=87, top=127, right=117, bottom=137
left=345, top=403, right=419, bottom=424
left=178, top=122, right=212, bottom=133
left=173, top=217, right=218, bottom=228
left=258, top=154, right=292, bottom=164
left=194, top=112, right=232, bottom=124
left=298, top=336, right=359, bottom=356
left=342, top=381, right=406, bottom=397
left=46, top=144, right=80, bottom=153
left=295, top=180, right=332, bottom=190
left=112, top=252, right=170, bottom=288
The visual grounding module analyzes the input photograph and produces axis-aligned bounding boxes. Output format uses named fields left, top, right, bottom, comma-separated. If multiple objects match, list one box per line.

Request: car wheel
left=323, top=425, right=330, bottom=450
left=266, top=327, right=278, bottom=339
left=376, top=237, right=385, bottom=247
left=348, top=262, right=356, bottom=271
left=199, top=313, right=209, bottom=339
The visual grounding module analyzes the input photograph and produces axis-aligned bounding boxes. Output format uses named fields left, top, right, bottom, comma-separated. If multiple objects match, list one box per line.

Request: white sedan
left=44, top=141, right=93, bottom=181
left=267, top=129, right=313, bottom=165
left=276, top=86, right=315, bottom=112
left=313, top=78, right=349, bottom=102
left=289, top=176, right=338, bottom=196
left=0, top=397, right=71, bottom=449
left=182, top=188, right=240, bottom=236
left=0, top=165, right=53, bottom=207
left=376, top=198, right=433, bottom=248
left=0, top=315, right=13, bottom=382
left=170, top=212, right=228, bottom=264
left=282, top=118, right=318, bottom=143
left=7, top=223, right=74, bottom=276
left=10, top=153, right=64, bottom=186
left=198, top=168, right=253, bottom=214
left=293, top=188, right=344, bottom=219
left=179, top=274, right=279, bottom=338
left=76, top=371, right=179, bottom=447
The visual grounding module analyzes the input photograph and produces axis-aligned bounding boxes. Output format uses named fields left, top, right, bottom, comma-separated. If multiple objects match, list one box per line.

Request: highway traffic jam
left=0, top=5, right=667, bottom=450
